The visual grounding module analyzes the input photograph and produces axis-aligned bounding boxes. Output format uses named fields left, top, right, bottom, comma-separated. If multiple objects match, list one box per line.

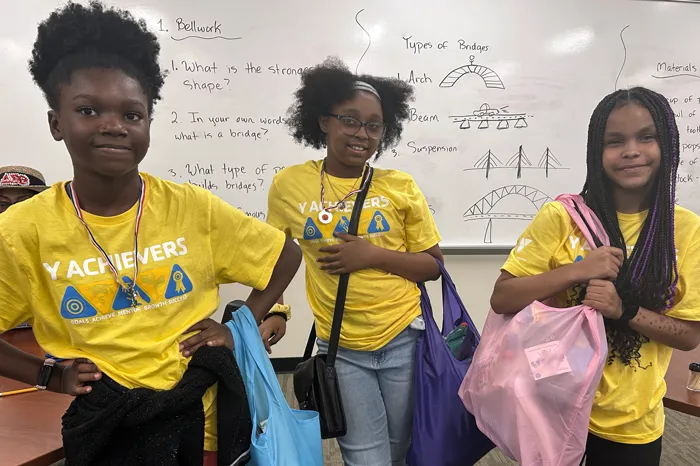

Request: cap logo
left=0, top=172, right=30, bottom=187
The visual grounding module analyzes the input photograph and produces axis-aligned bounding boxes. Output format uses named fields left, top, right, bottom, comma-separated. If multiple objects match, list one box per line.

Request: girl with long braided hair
left=490, top=86, right=700, bottom=465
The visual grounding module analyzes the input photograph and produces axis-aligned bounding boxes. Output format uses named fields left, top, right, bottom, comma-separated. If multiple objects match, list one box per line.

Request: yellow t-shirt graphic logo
left=368, top=211, right=390, bottom=234
left=374, top=215, right=385, bottom=231
left=173, top=271, right=186, bottom=293
left=60, top=286, right=98, bottom=319
left=113, top=277, right=151, bottom=311
left=165, top=265, right=193, bottom=299
left=133, top=288, right=148, bottom=306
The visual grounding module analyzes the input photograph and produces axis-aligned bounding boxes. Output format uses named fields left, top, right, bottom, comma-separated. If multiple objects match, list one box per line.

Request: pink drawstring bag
left=459, top=194, right=609, bottom=466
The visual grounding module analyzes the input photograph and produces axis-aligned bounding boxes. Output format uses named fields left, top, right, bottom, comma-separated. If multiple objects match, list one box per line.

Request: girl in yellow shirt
left=0, top=3, right=301, bottom=464
left=491, top=87, right=700, bottom=466
left=266, top=58, right=443, bottom=465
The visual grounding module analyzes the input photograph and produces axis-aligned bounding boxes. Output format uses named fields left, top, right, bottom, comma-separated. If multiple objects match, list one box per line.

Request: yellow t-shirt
left=267, top=160, right=441, bottom=351
left=0, top=172, right=286, bottom=451
left=502, top=201, right=700, bottom=444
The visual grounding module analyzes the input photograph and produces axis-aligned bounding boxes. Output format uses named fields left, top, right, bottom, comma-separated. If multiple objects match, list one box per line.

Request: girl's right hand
left=60, top=358, right=102, bottom=396
left=575, top=246, right=624, bottom=282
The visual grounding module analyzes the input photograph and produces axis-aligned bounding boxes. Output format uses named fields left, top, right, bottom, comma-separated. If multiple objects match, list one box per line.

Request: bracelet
left=264, top=312, right=288, bottom=322
left=618, top=302, right=640, bottom=324
left=265, top=303, right=291, bottom=322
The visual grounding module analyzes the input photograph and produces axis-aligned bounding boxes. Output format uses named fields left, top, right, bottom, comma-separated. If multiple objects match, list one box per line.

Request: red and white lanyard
left=67, top=177, right=145, bottom=307
left=318, top=161, right=370, bottom=225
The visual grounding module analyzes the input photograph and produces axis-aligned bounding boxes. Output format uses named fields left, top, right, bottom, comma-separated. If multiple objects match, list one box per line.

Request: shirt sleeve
left=0, top=234, right=32, bottom=332
left=266, top=176, right=293, bottom=237
left=665, top=234, right=700, bottom=322
left=403, top=177, right=441, bottom=252
left=501, top=202, right=570, bottom=278
left=208, top=192, right=286, bottom=289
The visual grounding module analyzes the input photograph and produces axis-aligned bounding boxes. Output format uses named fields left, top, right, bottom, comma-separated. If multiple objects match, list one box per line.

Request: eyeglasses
left=0, top=201, right=14, bottom=213
left=0, top=196, right=36, bottom=213
left=326, top=113, right=386, bottom=140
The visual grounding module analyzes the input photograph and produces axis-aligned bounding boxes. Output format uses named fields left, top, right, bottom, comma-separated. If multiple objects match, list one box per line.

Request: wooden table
left=0, top=329, right=72, bottom=466
left=664, top=345, right=700, bottom=417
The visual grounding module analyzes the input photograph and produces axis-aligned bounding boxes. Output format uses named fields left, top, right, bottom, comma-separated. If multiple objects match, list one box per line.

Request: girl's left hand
left=318, top=233, right=377, bottom=274
left=583, top=279, right=623, bottom=319
left=259, top=315, right=287, bottom=354
left=180, top=318, right=234, bottom=357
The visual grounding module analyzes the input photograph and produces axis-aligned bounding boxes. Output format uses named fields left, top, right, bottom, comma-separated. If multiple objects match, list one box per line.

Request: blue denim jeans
left=316, top=326, right=421, bottom=466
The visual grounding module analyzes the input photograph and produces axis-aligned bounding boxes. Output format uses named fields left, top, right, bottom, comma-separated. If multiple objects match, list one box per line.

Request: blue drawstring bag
left=407, top=259, right=495, bottom=466
left=225, top=305, right=323, bottom=466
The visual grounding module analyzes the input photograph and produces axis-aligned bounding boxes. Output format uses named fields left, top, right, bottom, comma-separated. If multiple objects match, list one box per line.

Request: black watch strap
left=36, top=358, right=56, bottom=390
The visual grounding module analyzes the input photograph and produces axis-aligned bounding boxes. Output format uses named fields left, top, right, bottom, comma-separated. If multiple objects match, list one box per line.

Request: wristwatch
left=36, top=358, right=56, bottom=390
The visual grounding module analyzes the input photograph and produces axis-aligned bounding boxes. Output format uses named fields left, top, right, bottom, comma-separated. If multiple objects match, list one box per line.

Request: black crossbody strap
left=302, top=324, right=316, bottom=360
left=302, top=165, right=374, bottom=364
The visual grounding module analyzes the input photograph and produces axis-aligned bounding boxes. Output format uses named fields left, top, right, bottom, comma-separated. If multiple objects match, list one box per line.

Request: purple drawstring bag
left=407, top=259, right=495, bottom=466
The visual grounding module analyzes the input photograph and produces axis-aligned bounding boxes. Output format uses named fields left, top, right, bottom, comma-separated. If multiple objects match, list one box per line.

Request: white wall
left=214, top=254, right=507, bottom=358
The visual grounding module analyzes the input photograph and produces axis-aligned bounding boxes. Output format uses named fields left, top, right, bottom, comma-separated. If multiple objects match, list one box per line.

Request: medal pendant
left=120, top=282, right=136, bottom=307
left=318, top=209, right=333, bottom=224
left=125, top=287, right=135, bottom=307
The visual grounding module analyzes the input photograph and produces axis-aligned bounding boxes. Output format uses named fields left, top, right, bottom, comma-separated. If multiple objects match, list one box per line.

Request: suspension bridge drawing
left=449, top=103, right=529, bottom=130
left=464, top=146, right=568, bottom=179
left=439, top=55, right=506, bottom=89
left=464, top=185, right=552, bottom=243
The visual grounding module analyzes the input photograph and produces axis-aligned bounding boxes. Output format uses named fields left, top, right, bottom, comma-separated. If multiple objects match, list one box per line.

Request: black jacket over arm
left=62, top=346, right=252, bottom=466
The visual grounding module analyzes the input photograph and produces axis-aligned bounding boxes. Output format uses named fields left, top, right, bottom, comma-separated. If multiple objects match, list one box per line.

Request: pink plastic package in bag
left=459, top=194, right=609, bottom=466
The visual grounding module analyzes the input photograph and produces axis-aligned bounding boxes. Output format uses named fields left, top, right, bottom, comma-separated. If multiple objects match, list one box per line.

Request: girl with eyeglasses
left=264, top=57, right=443, bottom=465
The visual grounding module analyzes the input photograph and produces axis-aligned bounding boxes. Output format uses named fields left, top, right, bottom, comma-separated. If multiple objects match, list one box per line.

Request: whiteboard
left=2, top=0, right=700, bottom=248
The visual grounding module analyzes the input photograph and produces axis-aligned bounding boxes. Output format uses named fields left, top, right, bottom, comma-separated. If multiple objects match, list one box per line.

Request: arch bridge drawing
left=439, top=56, right=505, bottom=89
left=464, top=185, right=552, bottom=243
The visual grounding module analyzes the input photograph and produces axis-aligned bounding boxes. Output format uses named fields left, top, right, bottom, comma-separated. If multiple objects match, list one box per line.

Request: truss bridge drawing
left=463, top=185, right=552, bottom=243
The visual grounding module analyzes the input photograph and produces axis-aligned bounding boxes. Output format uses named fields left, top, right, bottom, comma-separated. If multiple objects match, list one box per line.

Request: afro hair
left=286, top=56, right=414, bottom=157
left=28, top=1, right=166, bottom=115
